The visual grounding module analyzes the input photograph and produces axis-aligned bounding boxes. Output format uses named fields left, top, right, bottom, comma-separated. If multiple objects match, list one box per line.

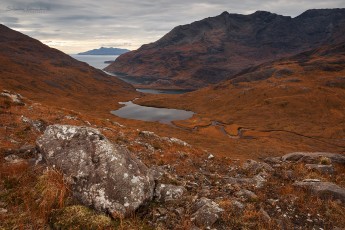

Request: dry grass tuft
left=35, top=168, right=70, bottom=221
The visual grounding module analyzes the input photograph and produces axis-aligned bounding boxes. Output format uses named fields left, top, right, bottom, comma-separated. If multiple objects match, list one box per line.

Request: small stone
left=208, top=154, right=215, bottom=159
left=157, top=207, right=168, bottom=215
left=235, top=189, right=258, bottom=201
left=0, top=208, right=7, bottom=214
left=303, top=179, right=321, bottom=182
left=242, top=160, right=274, bottom=174
left=232, top=200, right=245, bottom=210
left=4, top=154, right=24, bottom=163
left=154, top=183, right=185, bottom=202
left=305, top=164, right=334, bottom=174
left=174, top=207, right=185, bottom=217
left=191, top=197, right=224, bottom=228
left=260, top=208, right=271, bottom=222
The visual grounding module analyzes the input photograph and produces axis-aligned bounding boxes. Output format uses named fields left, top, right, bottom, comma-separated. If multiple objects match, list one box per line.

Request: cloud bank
left=0, top=0, right=344, bottom=53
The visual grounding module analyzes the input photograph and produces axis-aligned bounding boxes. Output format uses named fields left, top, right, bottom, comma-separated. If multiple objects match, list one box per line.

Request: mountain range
left=105, top=9, right=345, bottom=89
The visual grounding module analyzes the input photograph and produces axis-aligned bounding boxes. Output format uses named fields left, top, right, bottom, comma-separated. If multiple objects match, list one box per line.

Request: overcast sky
left=0, top=0, right=344, bottom=54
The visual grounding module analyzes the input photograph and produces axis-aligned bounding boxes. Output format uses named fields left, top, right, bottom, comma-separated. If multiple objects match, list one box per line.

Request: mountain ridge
left=105, top=8, right=345, bottom=89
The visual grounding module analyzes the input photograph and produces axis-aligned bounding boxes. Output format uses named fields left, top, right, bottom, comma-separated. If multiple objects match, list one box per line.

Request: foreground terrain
left=1, top=91, right=345, bottom=229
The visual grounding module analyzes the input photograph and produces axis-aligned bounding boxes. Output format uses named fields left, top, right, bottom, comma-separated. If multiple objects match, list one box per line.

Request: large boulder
left=294, top=180, right=345, bottom=204
left=282, top=152, right=345, bottom=164
left=36, top=125, right=155, bottom=216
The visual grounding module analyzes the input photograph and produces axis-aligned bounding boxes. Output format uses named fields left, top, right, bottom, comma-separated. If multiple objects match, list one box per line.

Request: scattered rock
left=139, top=130, right=159, bottom=139
left=282, top=152, right=345, bottom=165
left=235, top=189, right=258, bottom=201
left=305, top=164, right=334, bottom=174
left=226, top=177, right=256, bottom=185
left=162, top=137, right=191, bottom=147
left=174, top=207, right=185, bottom=218
left=4, top=154, right=24, bottom=163
left=36, top=125, right=155, bottom=216
left=191, top=197, right=224, bottom=228
left=232, top=200, right=245, bottom=210
left=264, top=156, right=283, bottom=165
left=260, top=207, right=271, bottom=222
left=1, top=90, right=25, bottom=105
left=242, top=159, right=274, bottom=174
left=154, top=184, right=185, bottom=202
left=294, top=181, right=345, bottom=203
left=208, top=154, right=215, bottom=160
left=21, top=116, right=47, bottom=132
left=0, top=208, right=8, bottom=214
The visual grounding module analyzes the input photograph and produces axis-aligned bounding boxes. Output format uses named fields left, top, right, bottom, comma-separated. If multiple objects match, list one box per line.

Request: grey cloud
left=0, top=0, right=344, bottom=53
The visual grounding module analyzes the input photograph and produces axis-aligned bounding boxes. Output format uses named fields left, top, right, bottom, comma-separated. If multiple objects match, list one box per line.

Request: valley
left=1, top=6, right=345, bottom=230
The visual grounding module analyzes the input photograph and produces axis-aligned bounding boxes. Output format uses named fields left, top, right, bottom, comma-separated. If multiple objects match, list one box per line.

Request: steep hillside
left=105, top=9, right=345, bottom=89
left=0, top=24, right=138, bottom=116
left=136, top=42, right=345, bottom=155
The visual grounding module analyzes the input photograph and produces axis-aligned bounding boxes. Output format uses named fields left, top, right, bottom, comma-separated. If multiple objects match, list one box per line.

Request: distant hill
left=105, top=9, right=345, bottom=89
left=78, top=47, right=130, bottom=55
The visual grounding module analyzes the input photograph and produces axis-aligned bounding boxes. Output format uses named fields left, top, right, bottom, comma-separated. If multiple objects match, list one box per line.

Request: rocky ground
left=1, top=91, right=345, bottom=230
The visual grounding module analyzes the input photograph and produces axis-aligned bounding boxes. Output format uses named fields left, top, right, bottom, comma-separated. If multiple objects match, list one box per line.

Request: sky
left=0, top=0, right=344, bottom=54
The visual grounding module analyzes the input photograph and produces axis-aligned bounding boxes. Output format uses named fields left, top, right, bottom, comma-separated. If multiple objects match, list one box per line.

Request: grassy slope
left=135, top=43, right=345, bottom=158
left=0, top=24, right=138, bottom=117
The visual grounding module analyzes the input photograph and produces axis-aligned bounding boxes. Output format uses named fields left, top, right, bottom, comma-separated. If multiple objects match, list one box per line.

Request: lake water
left=111, top=101, right=194, bottom=124
left=72, top=54, right=194, bottom=123
left=70, top=54, right=119, bottom=69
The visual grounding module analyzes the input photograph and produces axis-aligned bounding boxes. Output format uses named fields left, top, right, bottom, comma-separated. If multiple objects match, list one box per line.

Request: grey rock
left=36, top=125, right=155, bottom=216
left=21, top=116, right=47, bottom=132
left=226, top=175, right=267, bottom=188
left=282, top=152, right=345, bottom=164
left=0, top=208, right=8, bottom=214
left=294, top=181, right=345, bottom=203
left=154, top=183, right=185, bottom=202
left=4, top=154, right=24, bottom=163
left=232, top=200, right=245, bottom=210
left=282, top=170, right=294, bottom=180
left=264, top=157, right=282, bottom=164
left=242, top=159, right=274, bottom=174
left=260, top=207, right=271, bottom=222
left=305, top=164, right=334, bottom=174
left=1, top=90, right=24, bottom=105
left=191, top=197, right=224, bottom=228
left=174, top=207, right=185, bottom=217
left=235, top=189, right=258, bottom=201
left=253, top=174, right=267, bottom=188
left=226, top=177, right=256, bottom=185
left=149, top=166, right=166, bottom=181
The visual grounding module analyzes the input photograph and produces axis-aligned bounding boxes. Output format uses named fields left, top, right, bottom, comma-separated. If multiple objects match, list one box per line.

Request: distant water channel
left=111, top=101, right=194, bottom=124
left=70, top=54, right=119, bottom=69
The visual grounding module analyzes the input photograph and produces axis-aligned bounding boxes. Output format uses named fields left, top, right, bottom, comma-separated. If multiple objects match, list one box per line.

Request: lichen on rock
left=36, top=125, right=155, bottom=216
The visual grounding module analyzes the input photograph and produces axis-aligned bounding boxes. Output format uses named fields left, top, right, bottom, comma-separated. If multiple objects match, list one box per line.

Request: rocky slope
left=105, top=9, right=345, bottom=89
left=0, top=24, right=138, bottom=116
left=1, top=93, right=345, bottom=229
